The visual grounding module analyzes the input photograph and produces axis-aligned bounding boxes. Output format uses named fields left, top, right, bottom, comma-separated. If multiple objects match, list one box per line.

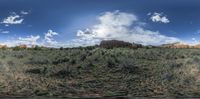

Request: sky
left=0, top=0, right=200, bottom=47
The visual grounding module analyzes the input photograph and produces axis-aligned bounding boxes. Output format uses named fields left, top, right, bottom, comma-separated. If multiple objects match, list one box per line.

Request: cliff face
left=19, top=44, right=27, bottom=49
left=100, top=40, right=200, bottom=49
left=162, top=42, right=190, bottom=48
left=100, top=40, right=132, bottom=48
left=100, top=40, right=142, bottom=49
left=193, top=44, right=200, bottom=49
left=0, top=45, right=7, bottom=49
left=162, top=42, right=200, bottom=49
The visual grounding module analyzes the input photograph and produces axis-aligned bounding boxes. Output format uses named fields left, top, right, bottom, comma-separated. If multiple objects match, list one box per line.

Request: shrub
left=25, top=68, right=42, bottom=74
left=51, top=70, right=71, bottom=78
left=25, top=67, right=47, bottom=74
left=13, top=52, right=26, bottom=58
left=118, top=59, right=139, bottom=73
left=106, top=58, right=116, bottom=68
left=1, top=55, right=6, bottom=59
left=27, top=57, right=49, bottom=65
left=13, top=46, right=21, bottom=51
left=80, top=54, right=87, bottom=61
left=50, top=66, right=75, bottom=78
left=7, top=60, right=14, bottom=66
left=52, top=57, right=69, bottom=65
left=70, top=59, right=76, bottom=65
left=85, top=46, right=96, bottom=50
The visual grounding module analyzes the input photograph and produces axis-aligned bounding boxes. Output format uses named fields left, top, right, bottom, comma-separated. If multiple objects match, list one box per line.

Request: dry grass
left=0, top=48, right=199, bottom=97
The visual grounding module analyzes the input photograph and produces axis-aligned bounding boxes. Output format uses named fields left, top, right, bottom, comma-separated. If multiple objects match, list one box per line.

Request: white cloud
left=1, top=14, right=24, bottom=26
left=150, top=12, right=170, bottom=23
left=74, top=11, right=179, bottom=46
left=147, top=12, right=151, bottom=16
left=44, top=30, right=59, bottom=46
left=0, top=30, right=60, bottom=48
left=192, top=38, right=199, bottom=44
left=1, top=35, right=40, bottom=47
left=20, top=11, right=29, bottom=15
left=182, top=38, right=200, bottom=45
left=1, top=31, right=9, bottom=34
left=18, top=35, right=40, bottom=45
left=0, top=29, right=9, bottom=34
left=0, top=11, right=180, bottom=48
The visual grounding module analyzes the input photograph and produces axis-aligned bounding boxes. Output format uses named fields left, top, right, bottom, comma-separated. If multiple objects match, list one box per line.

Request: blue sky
left=0, top=0, right=200, bottom=47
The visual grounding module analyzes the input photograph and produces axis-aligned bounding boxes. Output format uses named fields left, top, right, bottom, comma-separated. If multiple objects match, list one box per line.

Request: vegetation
left=0, top=46, right=200, bottom=97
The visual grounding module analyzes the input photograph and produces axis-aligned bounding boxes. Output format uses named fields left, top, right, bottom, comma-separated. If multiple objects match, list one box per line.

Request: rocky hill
left=100, top=40, right=142, bottom=49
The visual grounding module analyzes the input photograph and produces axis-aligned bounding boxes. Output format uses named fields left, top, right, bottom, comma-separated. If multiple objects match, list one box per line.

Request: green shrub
left=59, top=47, right=64, bottom=50
left=13, top=46, right=21, bottom=51
left=34, top=45, right=42, bottom=50
left=52, top=57, right=69, bottom=65
left=70, top=59, right=76, bottom=65
left=27, top=57, right=49, bottom=65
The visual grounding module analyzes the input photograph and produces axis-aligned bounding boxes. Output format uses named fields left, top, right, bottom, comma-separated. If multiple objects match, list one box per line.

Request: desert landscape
left=0, top=40, right=198, bottom=98
left=0, top=0, right=200, bottom=98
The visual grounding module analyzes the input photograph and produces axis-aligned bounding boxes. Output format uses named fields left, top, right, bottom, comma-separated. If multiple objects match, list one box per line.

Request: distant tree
left=34, top=45, right=42, bottom=50
left=85, top=46, right=96, bottom=50
left=132, top=42, right=143, bottom=48
left=13, top=46, right=20, bottom=51
left=60, top=47, right=64, bottom=50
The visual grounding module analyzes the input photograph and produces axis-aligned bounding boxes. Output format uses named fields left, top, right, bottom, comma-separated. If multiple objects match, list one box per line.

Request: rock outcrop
left=19, top=44, right=27, bottom=49
left=0, top=45, right=7, bottom=49
left=100, top=40, right=142, bottom=49
left=162, top=42, right=190, bottom=48
left=192, top=44, right=200, bottom=49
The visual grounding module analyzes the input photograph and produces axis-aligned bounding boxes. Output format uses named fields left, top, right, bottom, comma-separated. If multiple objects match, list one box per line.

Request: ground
left=0, top=47, right=199, bottom=98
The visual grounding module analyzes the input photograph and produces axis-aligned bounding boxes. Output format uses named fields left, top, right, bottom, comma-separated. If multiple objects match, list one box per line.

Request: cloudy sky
left=0, top=0, right=200, bottom=47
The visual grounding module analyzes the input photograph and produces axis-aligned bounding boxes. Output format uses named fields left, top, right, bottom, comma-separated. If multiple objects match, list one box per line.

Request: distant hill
left=1, top=40, right=200, bottom=49
left=100, top=40, right=142, bottom=49
left=161, top=42, right=190, bottom=48
left=161, top=42, right=200, bottom=49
